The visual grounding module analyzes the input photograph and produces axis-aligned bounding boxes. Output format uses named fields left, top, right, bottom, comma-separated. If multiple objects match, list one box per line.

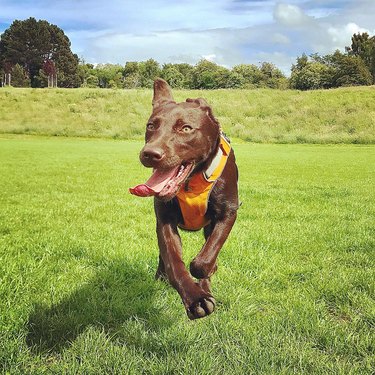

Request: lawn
left=0, top=135, right=374, bottom=374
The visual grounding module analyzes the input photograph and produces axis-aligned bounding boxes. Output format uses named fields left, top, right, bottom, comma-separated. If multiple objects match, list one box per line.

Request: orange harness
left=176, top=134, right=231, bottom=231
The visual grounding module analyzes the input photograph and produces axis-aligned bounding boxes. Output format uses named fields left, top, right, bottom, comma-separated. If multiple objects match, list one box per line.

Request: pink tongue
left=129, top=166, right=179, bottom=197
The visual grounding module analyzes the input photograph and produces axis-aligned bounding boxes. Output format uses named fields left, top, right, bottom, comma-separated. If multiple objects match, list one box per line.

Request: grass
left=0, top=86, right=374, bottom=143
left=0, top=135, right=374, bottom=374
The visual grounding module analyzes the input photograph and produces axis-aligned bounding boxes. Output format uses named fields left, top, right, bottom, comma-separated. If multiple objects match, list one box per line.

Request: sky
left=1, top=0, right=375, bottom=74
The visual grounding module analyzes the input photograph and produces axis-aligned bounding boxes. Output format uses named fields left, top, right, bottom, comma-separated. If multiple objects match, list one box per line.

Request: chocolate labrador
left=130, top=79, right=239, bottom=319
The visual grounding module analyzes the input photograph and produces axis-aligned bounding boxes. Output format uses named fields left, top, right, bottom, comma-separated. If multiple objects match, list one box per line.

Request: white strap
left=204, top=146, right=223, bottom=179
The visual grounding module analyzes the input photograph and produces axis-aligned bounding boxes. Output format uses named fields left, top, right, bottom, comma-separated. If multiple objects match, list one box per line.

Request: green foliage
left=259, top=62, right=288, bottom=89
left=0, top=137, right=374, bottom=373
left=56, top=50, right=80, bottom=88
left=160, top=64, right=185, bottom=88
left=10, top=64, right=30, bottom=87
left=291, top=32, right=375, bottom=90
left=346, top=32, right=375, bottom=83
left=172, top=63, right=195, bottom=88
left=0, top=17, right=80, bottom=87
left=291, top=50, right=373, bottom=90
left=232, top=64, right=264, bottom=88
left=224, top=71, right=245, bottom=88
left=330, top=51, right=373, bottom=87
left=94, top=64, right=124, bottom=88
left=84, top=59, right=287, bottom=91
left=122, top=59, right=161, bottom=88
left=123, top=62, right=141, bottom=88
left=123, top=72, right=141, bottom=89
left=123, top=61, right=139, bottom=76
left=290, top=62, right=334, bottom=90
left=191, top=60, right=221, bottom=89
left=139, top=59, right=161, bottom=88
left=78, top=62, right=100, bottom=88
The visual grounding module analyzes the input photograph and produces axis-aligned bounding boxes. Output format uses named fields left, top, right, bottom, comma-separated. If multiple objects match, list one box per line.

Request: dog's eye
left=147, top=123, right=155, bottom=131
left=181, top=125, right=193, bottom=133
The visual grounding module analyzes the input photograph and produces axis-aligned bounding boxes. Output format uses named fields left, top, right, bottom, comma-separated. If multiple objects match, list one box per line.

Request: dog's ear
left=186, top=98, right=220, bottom=129
left=153, top=79, right=174, bottom=108
left=186, top=98, right=209, bottom=108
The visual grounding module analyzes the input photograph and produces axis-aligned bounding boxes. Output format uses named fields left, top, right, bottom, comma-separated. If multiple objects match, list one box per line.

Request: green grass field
left=0, top=135, right=374, bottom=374
left=1, top=86, right=375, bottom=143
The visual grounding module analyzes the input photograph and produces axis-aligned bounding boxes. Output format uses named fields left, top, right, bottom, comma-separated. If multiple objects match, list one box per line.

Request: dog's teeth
left=176, top=165, right=184, bottom=178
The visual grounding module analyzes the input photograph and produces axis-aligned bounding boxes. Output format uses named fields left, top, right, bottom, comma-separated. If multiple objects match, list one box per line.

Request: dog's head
left=130, top=79, right=221, bottom=201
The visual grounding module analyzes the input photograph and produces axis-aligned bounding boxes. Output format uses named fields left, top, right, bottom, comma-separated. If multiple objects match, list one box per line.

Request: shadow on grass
left=26, top=259, right=172, bottom=354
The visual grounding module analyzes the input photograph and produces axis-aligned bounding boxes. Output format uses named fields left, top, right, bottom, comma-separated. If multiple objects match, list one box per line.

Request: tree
left=291, top=50, right=373, bottom=90
left=123, top=61, right=139, bottom=77
left=161, top=64, right=185, bottom=88
left=0, top=17, right=80, bottom=87
left=11, top=64, right=30, bottom=87
left=139, top=59, right=161, bottom=88
left=290, top=61, right=334, bottom=90
left=232, top=64, right=264, bottom=88
left=191, top=60, right=226, bottom=89
left=292, top=53, right=309, bottom=71
left=259, top=62, right=287, bottom=89
left=123, top=62, right=141, bottom=88
left=172, top=63, right=194, bottom=88
left=94, top=64, right=123, bottom=88
left=224, top=71, right=245, bottom=88
left=78, top=62, right=95, bottom=87
left=346, top=32, right=375, bottom=83
left=211, top=65, right=231, bottom=89
left=330, top=51, right=372, bottom=87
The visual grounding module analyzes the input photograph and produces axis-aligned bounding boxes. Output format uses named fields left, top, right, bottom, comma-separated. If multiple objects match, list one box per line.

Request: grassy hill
left=0, top=86, right=374, bottom=143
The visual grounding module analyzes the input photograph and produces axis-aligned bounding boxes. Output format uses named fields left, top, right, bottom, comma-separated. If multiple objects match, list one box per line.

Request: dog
left=130, top=79, right=239, bottom=319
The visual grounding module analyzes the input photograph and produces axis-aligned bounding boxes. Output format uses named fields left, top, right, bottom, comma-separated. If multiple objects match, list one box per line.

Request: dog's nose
left=141, top=146, right=165, bottom=165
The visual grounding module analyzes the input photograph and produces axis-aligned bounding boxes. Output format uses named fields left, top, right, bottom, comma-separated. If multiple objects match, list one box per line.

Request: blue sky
left=1, top=0, right=374, bottom=74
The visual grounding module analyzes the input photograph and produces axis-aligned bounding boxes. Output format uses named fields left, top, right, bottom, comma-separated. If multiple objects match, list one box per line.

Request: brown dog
left=130, top=79, right=239, bottom=319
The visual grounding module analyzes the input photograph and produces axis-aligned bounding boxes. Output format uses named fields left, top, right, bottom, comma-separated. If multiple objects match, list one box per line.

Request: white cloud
left=82, top=30, right=220, bottom=66
left=328, top=23, right=371, bottom=48
left=273, top=3, right=312, bottom=27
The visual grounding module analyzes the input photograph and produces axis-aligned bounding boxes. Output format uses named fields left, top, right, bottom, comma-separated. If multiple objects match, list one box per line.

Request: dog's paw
left=186, top=296, right=216, bottom=320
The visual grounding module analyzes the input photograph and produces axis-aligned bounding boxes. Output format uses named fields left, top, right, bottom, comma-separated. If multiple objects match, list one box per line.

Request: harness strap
left=176, top=134, right=231, bottom=230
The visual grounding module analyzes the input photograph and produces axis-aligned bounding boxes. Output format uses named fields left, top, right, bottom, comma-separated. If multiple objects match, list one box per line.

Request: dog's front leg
left=155, top=202, right=216, bottom=319
left=190, top=211, right=237, bottom=280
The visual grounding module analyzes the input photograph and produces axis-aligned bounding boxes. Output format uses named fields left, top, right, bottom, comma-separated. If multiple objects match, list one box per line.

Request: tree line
left=79, top=59, right=288, bottom=90
left=1, top=18, right=374, bottom=90
left=290, top=32, right=375, bottom=90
